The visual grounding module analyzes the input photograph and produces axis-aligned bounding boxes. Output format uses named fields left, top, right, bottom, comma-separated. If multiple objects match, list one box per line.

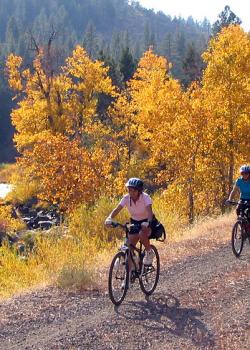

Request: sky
left=138, top=0, right=250, bottom=31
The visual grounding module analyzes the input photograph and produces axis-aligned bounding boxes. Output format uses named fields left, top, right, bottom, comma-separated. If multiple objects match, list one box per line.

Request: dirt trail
left=0, top=237, right=250, bottom=349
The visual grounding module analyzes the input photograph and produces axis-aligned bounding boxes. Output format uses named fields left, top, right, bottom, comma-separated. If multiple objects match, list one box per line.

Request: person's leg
left=138, top=226, right=151, bottom=251
left=128, top=233, right=140, bottom=271
left=139, top=226, right=154, bottom=265
left=237, top=203, right=245, bottom=216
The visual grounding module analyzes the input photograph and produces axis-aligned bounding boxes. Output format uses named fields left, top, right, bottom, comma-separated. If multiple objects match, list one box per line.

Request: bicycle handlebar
left=225, top=200, right=238, bottom=205
left=226, top=200, right=250, bottom=206
left=110, top=221, right=126, bottom=229
left=111, top=221, right=136, bottom=230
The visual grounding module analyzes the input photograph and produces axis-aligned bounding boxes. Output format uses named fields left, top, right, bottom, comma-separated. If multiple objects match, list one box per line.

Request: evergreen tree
left=83, top=21, right=98, bottom=58
left=160, top=33, right=172, bottom=60
left=143, top=22, right=150, bottom=52
left=119, top=46, right=136, bottom=82
left=212, top=5, right=241, bottom=36
left=177, top=32, right=186, bottom=57
left=182, top=43, right=203, bottom=87
left=111, top=32, right=122, bottom=61
left=5, top=16, right=19, bottom=53
left=98, top=49, right=122, bottom=87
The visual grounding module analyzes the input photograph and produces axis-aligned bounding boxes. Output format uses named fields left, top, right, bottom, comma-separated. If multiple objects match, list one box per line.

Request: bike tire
left=108, top=251, right=129, bottom=306
left=139, top=245, right=160, bottom=295
left=232, top=221, right=244, bottom=257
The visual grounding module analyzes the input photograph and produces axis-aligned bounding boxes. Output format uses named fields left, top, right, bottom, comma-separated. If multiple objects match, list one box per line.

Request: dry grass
left=0, top=163, right=16, bottom=183
left=157, top=211, right=235, bottom=267
left=0, top=190, right=237, bottom=301
left=0, top=228, right=113, bottom=300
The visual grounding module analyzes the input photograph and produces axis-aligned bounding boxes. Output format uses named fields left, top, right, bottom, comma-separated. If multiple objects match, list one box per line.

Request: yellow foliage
left=0, top=205, right=25, bottom=232
left=7, top=45, right=116, bottom=151
left=0, top=163, right=17, bottom=183
left=0, top=230, right=101, bottom=299
left=0, top=243, right=46, bottom=299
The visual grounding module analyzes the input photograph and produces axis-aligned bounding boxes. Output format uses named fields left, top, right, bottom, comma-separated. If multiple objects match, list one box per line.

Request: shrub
left=0, top=205, right=25, bottom=233
left=68, top=196, right=129, bottom=246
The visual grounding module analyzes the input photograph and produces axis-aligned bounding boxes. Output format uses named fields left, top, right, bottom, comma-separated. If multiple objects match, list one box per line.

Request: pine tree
left=182, top=43, right=203, bottom=87
left=119, top=46, right=136, bottom=82
left=83, top=21, right=98, bottom=58
left=5, top=16, right=19, bottom=53
left=212, top=5, right=241, bottom=36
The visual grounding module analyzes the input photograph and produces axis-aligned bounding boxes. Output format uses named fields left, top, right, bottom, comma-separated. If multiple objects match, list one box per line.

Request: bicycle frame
left=227, top=200, right=250, bottom=257
left=114, top=222, right=145, bottom=278
left=227, top=200, right=250, bottom=229
left=108, top=221, right=160, bottom=305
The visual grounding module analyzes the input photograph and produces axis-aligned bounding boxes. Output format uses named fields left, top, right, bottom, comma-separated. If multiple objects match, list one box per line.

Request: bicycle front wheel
left=232, top=221, right=244, bottom=257
left=139, top=245, right=160, bottom=295
left=108, top=251, right=129, bottom=306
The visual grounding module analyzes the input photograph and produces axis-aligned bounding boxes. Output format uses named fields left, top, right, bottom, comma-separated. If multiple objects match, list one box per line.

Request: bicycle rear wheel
left=139, top=245, right=160, bottom=295
left=232, top=221, right=244, bottom=257
left=108, top=251, right=129, bottom=306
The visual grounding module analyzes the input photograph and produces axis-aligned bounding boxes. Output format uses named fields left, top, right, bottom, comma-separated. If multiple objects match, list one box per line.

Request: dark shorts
left=129, top=216, right=159, bottom=235
left=237, top=199, right=250, bottom=217
left=129, top=218, right=148, bottom=235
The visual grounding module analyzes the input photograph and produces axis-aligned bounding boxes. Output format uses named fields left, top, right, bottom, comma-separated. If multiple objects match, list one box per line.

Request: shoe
left=143, top=249, right=154, bottom=265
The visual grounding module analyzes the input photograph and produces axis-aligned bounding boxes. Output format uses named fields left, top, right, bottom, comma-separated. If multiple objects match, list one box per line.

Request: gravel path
left=0, top=238, right=250, bottom=349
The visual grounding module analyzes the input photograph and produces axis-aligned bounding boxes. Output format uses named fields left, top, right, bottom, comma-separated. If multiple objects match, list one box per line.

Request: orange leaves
left=202, top=25, right=250, bottom=184
left=6, top=45, right=117, bottom=211
left=6, top=54, right=23, bottom=91
left=6, top=35, right=250, bottom=220
left=19, top=135, right=104, bottom=212
left=7, top=45, right=115, bottom=151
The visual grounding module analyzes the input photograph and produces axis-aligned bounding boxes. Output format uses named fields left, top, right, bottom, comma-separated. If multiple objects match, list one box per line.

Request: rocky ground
left=0, top=227, right=250, bottom=349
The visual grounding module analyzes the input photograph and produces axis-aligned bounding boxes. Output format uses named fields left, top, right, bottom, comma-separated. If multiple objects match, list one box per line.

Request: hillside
left=0, top=0, right=210, bottom=162
left=1, top=213, right=250, bottom=349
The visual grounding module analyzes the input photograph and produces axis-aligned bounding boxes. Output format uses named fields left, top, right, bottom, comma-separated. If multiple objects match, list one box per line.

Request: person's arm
left=108, top=204, right=123, bottom=219
left=228, top=184, right=239, bottom=201
left=146, top=204, right=154, bottom=222
left=105, top=204, right=123, bottom=225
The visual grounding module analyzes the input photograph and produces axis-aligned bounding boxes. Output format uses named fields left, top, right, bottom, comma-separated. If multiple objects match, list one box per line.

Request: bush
left=0, top=205, right=26, bottom=233
left=68, top=196, right=129, bottom=247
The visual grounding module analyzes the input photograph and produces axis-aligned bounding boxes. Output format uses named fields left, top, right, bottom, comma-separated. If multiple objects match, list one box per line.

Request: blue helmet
left=240, top=165, right=250, bottom=174
left=125, top=178, right=144, bottom=191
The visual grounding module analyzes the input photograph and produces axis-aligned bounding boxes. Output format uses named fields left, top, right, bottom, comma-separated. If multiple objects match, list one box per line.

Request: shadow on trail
left=115, top=293, right=215, bottom=349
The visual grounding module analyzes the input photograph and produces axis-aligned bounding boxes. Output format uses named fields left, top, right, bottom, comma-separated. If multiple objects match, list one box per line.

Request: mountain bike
left=108, top=222, right=160, bottom=306
left=226, top=200, right=250, bottom=257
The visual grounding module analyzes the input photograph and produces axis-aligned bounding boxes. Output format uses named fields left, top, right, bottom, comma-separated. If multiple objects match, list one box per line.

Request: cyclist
left=227, top=164, right=250, bottom=215
left=105, top=177, right=155, bottom=265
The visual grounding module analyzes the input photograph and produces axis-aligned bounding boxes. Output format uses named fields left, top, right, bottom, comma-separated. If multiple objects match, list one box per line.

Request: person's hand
left=105, top=217, right=113, bottom=226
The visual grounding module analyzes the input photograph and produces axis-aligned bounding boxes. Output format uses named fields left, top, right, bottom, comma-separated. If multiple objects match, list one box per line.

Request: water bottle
left=120, top=237, right=129, bottom=252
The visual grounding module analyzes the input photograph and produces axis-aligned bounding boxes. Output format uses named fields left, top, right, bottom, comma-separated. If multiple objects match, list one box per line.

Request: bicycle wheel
left=232, top=221, right=244, bottom=257
left=108, top=251, right=129, bottom=306
left=139, top=245, right=160, bottom=295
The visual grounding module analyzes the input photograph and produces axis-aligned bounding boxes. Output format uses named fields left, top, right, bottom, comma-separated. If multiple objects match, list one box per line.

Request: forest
left=0, top=0, right=211, bottom=161
left=0, top=2, right=249, bottom=299
left=1, top=1, right=248, bottom=224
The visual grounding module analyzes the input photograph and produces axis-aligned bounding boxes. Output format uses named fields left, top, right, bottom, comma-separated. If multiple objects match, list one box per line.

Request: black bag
left=150, top=217, right=166, bottom=242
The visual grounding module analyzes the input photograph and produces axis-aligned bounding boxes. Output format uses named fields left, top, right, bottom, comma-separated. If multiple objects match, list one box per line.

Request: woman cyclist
left=105, top=177, right=155, bottom=265
left=227, top=164, right=250, bottom=215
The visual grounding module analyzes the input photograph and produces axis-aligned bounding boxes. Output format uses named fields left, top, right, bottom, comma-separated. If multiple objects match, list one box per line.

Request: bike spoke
left=108, top=252, right=129, bottom=305
left=232, top=221, right=244, bottom=257
left=139, top=245, right=160, bottom=295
